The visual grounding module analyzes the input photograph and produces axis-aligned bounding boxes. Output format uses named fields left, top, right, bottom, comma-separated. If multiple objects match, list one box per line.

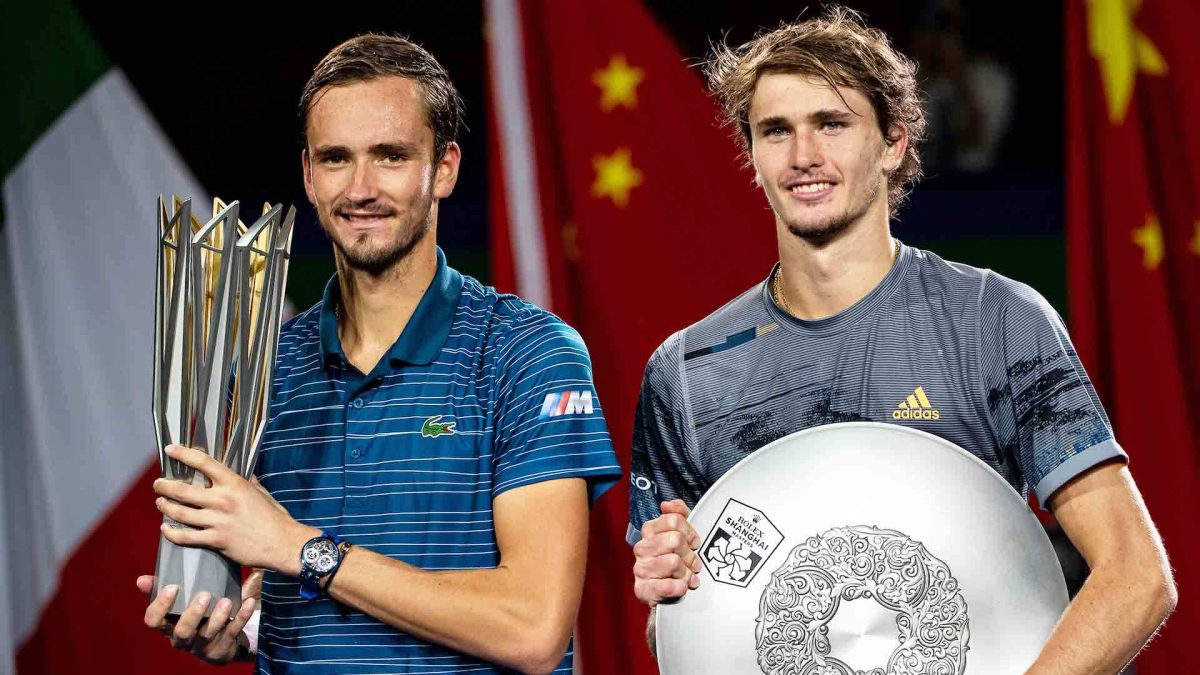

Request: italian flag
left=1, top=1, right=224, bottom=672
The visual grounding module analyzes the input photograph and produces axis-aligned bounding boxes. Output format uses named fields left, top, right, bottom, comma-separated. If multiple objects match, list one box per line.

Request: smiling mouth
left=337, top=212, right=393, bottom=227
left=785, top=181, right=836, bottom=200
left=790, top=182, right=832, bottom=193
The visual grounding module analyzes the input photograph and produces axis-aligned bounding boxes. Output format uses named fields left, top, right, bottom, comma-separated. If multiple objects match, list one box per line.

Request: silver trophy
left=656, top=422, right=1069, bottom=674
left=152, top=196, right=295, bottom=616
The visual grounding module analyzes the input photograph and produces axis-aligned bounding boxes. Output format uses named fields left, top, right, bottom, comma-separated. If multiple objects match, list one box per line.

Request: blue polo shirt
left=254, top=248, right=622, bottom=674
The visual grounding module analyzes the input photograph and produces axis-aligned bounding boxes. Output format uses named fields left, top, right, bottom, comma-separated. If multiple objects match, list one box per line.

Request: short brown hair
left=705, top=7, right=926, bottom=209
left=300, top=33, right=465, bottom=162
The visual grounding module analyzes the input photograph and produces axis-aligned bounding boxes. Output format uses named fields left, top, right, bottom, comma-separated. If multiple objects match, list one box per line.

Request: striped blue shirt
left=255, top=248, right=622, bottom=674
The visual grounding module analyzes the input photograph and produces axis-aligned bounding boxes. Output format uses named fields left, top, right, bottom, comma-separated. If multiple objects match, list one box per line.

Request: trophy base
left=153, top=521, right=242, bottom=618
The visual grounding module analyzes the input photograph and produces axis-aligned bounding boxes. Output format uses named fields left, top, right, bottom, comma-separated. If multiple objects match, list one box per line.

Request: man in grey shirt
left=628, top=8, right=1175, bottom=672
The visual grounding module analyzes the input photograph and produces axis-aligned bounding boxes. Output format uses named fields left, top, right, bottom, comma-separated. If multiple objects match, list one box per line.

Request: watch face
left=303, top=538, right=339, bottom=574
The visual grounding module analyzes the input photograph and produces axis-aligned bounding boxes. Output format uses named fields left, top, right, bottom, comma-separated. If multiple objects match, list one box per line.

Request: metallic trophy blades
left=152, top=195, right=175, bottom=472
left=224, top=203, right=280, bottom=477
left=153, top=196, right=197, bottom=479
left=241, top=204, right=294, bottom=478
left=152, top=195, right=294, bottom=616
left=187, top=199, right=241, bottom=477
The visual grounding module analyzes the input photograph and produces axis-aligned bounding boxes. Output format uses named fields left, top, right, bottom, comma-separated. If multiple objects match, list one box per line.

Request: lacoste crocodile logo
left=421, top=415, right=457, bottom=438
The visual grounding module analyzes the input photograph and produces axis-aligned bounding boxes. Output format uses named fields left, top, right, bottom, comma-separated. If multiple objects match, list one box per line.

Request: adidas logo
left=893, top=386, right=940, bottom=420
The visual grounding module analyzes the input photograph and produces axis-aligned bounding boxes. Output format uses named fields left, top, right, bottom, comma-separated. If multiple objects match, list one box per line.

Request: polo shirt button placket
left=347, top=397, right=366, bottom=510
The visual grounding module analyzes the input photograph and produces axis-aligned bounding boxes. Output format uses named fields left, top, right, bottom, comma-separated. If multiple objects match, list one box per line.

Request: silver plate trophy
left=656, top=422, right=1069, bottom=674
left=152, top=196, right=294, bottom=616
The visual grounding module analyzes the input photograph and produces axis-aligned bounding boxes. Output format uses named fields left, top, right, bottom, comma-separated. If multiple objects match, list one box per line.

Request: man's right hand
left=633, top=499, right=703, bottom=607
left=138, top=572, right=259, bottom=665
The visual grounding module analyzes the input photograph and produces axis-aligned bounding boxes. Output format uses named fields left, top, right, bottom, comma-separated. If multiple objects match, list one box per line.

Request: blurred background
left=3, top=0, right=1197, bottom=673
left=51, top=0, right=1066, bottom=311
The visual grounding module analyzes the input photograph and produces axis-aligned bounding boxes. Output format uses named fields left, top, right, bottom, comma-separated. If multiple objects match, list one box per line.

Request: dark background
left=73, top=0, right=1066, bottom=314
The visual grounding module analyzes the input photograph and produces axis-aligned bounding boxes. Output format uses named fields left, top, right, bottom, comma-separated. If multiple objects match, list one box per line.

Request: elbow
left=1134, top=557, right=1178, bottom=627
left=503, top=621, right=572, bottom=675
left=1155, top=573, right=1178, bottom=622
left=1148, top=550, right=1178, bottom=622
left=508, top=636, right=569, bottom=675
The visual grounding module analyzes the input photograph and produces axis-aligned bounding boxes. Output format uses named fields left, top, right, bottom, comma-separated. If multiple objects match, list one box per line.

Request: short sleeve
left=627, top=332, right=708, bottom=545
left=492, top=308, right=622, bottom=503
left=979, top=274, right=1127, bottom=509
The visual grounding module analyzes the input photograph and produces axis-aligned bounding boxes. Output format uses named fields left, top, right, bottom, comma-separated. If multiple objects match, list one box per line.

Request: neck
left=335, top=232, right=438, bottom=371
left=774, top=204, right=896, bottom=321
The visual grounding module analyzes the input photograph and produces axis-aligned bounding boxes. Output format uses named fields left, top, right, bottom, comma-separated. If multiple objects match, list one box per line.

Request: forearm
left=323, top=545, right=578, bottom=673
left=1026, top=560, right=1175, bottom=673
left=158, top=451, right=588, bottom=673
left=251, top=479, right=588, bottom=673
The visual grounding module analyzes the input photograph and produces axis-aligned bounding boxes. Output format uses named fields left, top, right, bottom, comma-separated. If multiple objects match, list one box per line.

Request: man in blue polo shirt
left=139, top=34, right=622, bottom=673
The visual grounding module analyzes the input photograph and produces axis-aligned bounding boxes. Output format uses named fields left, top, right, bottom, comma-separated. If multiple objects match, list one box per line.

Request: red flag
left=486, top=0, right=777, bottom=671
left=1066, top=0, right=1200, bottom=668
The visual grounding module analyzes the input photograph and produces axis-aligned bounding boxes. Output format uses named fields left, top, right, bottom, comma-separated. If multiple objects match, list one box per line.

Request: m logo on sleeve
left=539, top=390, right=595, bottom=418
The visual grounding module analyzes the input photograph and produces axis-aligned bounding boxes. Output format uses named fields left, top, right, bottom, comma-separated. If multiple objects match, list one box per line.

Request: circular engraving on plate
left=755, top=525, right=969, bottom=675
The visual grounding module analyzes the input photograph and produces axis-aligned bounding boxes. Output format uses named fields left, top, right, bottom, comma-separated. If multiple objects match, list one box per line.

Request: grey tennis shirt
left=627, top=243, right=1126, bottom=544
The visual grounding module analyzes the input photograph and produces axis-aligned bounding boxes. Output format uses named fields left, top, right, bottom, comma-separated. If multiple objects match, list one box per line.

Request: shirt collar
left=319, top=246, right=463, bottom=369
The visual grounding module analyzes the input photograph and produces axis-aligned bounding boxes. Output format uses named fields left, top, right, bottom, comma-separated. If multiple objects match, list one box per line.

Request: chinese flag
left=1066, top=0, right=1200, bottom=669
left=485, top=0, right=776, bottom=672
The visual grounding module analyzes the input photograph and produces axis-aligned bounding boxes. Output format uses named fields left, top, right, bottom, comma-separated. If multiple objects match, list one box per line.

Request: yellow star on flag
left=1191, top=219, right=1200, bottom=256
left=1087, top=0, right=1167, bottom=124
left=1132, top=214, right=1164, bottom=269
left=592, top=148, right=643, bottom=208
left=593, top=55, right=645, bottom=111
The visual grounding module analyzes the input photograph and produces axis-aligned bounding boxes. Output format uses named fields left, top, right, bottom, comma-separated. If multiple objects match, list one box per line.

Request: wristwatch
left=299, top=531, right=350, bottom=600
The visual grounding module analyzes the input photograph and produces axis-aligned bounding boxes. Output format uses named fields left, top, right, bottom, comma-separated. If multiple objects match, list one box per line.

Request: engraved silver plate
left=656, top=422, right=1068, bottom=675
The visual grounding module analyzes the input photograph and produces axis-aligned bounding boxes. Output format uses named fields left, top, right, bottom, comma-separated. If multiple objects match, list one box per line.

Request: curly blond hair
left=705, top=7, right=926, bottom=209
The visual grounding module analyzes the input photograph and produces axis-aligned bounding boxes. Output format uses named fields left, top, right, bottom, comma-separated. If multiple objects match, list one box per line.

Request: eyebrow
left=754, top=109, right=859, bottom=133
left=754, top=116, right=791, bottom=133
left=810, top=109, right=856, bottom=123
left=309, top=141, right=423, bottom=161
left=368, top=142, right=422, bottom=158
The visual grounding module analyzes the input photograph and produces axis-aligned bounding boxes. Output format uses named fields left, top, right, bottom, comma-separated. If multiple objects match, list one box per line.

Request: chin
left=784, top=213, right=854, bottom=242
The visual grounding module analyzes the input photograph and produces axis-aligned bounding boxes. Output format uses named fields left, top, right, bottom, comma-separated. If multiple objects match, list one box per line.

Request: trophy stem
left=152, top=519, right=242, bottom=618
